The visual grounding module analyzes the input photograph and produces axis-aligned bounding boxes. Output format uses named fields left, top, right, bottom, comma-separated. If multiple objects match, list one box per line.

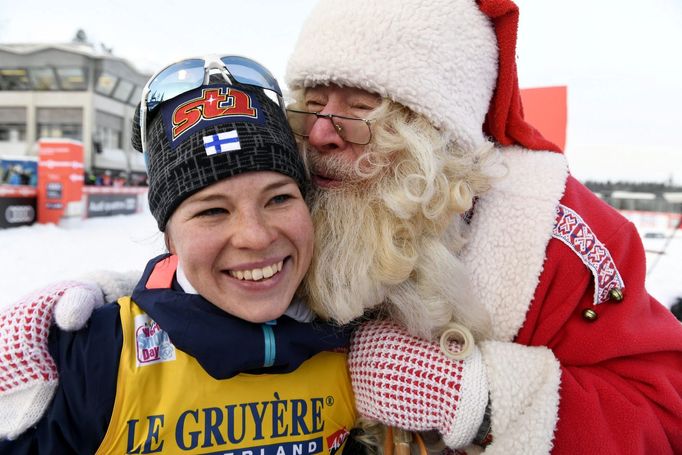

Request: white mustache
left=304, top=150, right=362, bottom=182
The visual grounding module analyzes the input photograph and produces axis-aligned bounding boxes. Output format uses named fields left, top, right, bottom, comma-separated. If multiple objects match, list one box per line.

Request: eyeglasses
left=286, top=109, right=373, bottom=145
left=139, top=55, right=283, bottom=154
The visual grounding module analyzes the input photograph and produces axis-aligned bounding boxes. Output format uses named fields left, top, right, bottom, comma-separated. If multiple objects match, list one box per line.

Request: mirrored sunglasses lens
left=221, top=56, right=282, bottom=95
left=333, top=117, right=371, bottom=144
left=146, top=59, right=205, bottom=110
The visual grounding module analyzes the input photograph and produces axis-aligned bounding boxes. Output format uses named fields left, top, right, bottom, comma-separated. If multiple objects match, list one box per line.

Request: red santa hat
left=285, top=0, right=561, bottom=154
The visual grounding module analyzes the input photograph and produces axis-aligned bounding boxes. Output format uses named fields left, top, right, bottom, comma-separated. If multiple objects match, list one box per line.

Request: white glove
left=0, top=270, right=139, bottom=440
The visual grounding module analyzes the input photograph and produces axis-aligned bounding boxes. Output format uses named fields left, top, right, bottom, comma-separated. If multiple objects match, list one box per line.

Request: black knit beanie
left=134, top=83, right=306, bottom=231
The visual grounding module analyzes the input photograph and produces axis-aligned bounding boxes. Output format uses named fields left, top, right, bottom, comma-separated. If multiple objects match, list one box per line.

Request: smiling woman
left=0, top=57, right=357, bottom=454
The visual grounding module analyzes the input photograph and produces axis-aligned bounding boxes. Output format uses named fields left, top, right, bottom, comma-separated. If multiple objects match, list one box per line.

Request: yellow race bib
left=97, top=297, right=356, bottom=455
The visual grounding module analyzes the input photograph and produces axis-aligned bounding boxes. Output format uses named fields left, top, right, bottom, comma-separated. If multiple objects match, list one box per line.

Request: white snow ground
left=0, top=207, right=680, bottom=312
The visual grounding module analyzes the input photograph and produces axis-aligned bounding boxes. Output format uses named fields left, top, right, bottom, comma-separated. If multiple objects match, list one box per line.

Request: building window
left=37, top=107, right=83, bottom=141
left=0, top=124, right=27, bottom=142
left=0, top=68, right=30, bottom=90
left=0, top=108, right=27, bottom=142
left=37, top=123, right=83, bottom=140
left=28, top=67, right=59, bottom=90
left=112, top=79, right=134, bottom=103
left=0, top=67, right=88, bottom=91
left=56, top=67, right=88, bottom=90
left=94, top=111, right=124, bottom=150
left=95, top=71, right=119, bottom=96
left=95, top=125, right=122, bottom=149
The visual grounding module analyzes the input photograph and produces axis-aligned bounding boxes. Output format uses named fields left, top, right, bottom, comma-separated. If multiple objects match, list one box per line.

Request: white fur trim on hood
left=285, top=0, right=498, bottom=153
left=462, top=147, right=569, bottom=341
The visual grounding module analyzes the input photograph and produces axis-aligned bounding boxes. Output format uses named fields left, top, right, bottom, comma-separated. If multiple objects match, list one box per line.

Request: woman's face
left=166, top=171, right=313, bottom=323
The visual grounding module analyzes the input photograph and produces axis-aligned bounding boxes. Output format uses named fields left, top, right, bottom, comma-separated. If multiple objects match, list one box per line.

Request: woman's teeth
left=229, top=260, right=284, bottom=281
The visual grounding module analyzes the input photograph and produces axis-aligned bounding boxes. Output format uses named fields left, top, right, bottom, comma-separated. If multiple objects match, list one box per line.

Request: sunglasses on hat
left=138, top=55, right=283, bottom=155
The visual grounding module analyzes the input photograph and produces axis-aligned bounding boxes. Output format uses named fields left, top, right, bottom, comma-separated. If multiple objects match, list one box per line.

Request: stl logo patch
left=171, top=87, right=258, bottom=141
left=134, top=313, right=176, bottom=367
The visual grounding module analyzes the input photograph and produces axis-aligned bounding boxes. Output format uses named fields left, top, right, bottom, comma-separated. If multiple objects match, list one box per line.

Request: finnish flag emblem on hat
left=203, top=130, right=241, bottom=156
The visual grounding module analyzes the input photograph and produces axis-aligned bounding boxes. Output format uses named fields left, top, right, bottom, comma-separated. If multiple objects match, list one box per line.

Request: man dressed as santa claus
left=2, top=0, right=681, bottom=453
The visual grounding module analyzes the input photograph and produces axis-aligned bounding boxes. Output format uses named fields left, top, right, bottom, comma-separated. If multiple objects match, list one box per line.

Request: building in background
left=585, top=180, right=682, bottom=236
left=0, top=38, right=149, bottom=185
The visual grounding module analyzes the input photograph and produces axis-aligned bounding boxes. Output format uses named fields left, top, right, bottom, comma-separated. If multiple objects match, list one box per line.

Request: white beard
left=302, top=183, right=491, bottom=340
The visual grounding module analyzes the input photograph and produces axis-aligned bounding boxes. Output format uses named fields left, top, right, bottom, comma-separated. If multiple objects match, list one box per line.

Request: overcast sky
left=1, top=0, right=681, bottom=184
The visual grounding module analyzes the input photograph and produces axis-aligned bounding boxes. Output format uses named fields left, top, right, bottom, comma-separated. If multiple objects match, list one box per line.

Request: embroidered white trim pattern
left=552, top=204, right=625, bottom=305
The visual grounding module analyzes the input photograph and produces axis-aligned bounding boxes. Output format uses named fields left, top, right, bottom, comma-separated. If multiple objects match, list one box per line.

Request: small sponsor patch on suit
left=134, top=313, right=176, bottom=366
left=327, top=428, right=350, bottom=455
left=203, top=130, right=241, bottom=156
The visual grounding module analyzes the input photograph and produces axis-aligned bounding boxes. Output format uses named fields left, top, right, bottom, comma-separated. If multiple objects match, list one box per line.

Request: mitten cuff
left=442, top=346, right=489, bottom=448
left=0, top=381, right=58, bottom=440
left=477, top=341, right=561, bottom=453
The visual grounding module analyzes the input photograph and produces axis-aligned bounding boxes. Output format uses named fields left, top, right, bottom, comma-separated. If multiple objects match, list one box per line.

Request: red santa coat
left=461, top=147, right=682, bottom=454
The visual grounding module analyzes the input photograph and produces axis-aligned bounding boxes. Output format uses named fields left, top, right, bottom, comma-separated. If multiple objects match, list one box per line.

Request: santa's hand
left=348, top=320, right=489, bottom=448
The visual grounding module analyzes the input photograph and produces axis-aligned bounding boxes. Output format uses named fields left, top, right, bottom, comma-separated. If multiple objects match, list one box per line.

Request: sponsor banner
left=0, top=184, right=37, bottom=198
left=86, top=193, right=138, bottom=217
left=0, top=157, right=38, bottom=186
left=83, top=186, right=148, bottom=195
left=0, top=196, right=37, bottom=228
left=37, top=139, right=84, bottom=224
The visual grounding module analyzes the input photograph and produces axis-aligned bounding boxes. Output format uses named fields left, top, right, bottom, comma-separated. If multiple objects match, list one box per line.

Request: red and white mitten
left=349, top=320, right=489, bottom=448
left=0, top=280, right=104, bottom=440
